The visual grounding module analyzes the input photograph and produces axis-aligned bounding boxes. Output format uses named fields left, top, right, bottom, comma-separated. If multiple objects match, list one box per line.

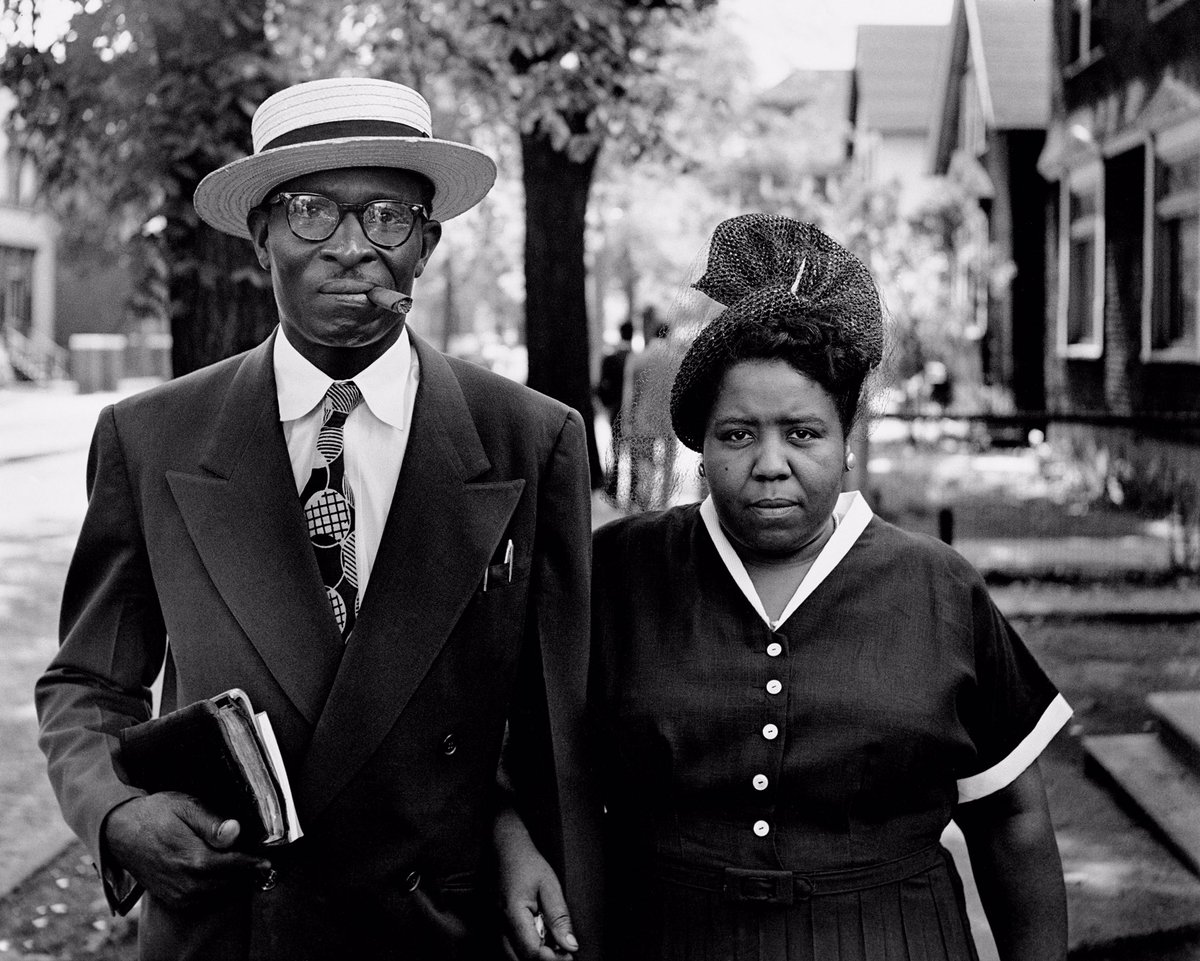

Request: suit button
left=442, top=734, right=457, bottom=756
left=762, top=723, right=779, bottom=740
left=753, top=820, right=770, bottom=837
left=766, top=679, right=782, bottom=695
left=752, top=774, right=769, bottom=791
left=766, top=642, right=782, bottom=657
left=406, top=871, right=421, bottom=892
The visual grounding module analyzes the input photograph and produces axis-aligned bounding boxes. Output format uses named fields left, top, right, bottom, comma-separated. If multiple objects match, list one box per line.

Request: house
left=1037, top=0, right=1200, bottom=512
left=0, top=87, right=62, bottom=383
left=851, top=24, right=948, bottom=209
left=930, top=0, right=1053, bottom=414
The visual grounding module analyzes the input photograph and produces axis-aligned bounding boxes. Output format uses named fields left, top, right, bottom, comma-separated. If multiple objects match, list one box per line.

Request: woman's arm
left=955, top=761, right=1067, bottom=961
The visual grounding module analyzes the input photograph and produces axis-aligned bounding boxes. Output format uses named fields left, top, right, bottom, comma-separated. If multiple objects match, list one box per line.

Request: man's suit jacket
left=36, top=329, right=600, bottom=960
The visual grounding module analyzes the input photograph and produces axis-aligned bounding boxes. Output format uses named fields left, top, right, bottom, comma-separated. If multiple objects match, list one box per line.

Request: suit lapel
left=298, top=333, right=524, bottom=821
left=166, top=333, right=342, bottom=727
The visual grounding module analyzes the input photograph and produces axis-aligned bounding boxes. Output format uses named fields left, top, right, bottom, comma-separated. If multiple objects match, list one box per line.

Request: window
left=1068, top=0, right=1104, bottom=66
left=0, top=245, right=35, bottom=335
left=1058, top=164, right=1105, bottom=358
left=1143, top=128, right=1200, bottom=361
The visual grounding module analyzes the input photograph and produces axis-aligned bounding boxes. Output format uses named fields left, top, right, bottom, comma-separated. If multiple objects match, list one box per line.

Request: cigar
left=367, top=287, right=413, bottom=316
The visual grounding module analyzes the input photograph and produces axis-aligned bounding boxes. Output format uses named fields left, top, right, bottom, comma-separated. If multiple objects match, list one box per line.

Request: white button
left=753, top=819, right=770, bottom=836
left=752, top=774, right=769, bottom=791
left=766, top=679, right=782, bottom=695
left=766, top=642, right=782, bottom=657
left=762, top=723, right=778, bottom=740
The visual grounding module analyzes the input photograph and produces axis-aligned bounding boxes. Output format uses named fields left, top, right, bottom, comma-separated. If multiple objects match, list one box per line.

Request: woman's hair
left=669, top=215, right=883, bottom=451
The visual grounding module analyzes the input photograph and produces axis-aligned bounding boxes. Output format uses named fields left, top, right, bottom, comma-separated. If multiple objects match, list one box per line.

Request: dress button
left=752, top=773, right=769, bottom=791
left=766, top=679, right=782, bottom=695
left=406, top=871, right=421, bottom=892
left=753, top=819, right=770, bottom=837
left=766, top=642, right=782, bottom=657
left=442, top=734, right=457, bottom=756
left=762, top=723, right=778, bottom=740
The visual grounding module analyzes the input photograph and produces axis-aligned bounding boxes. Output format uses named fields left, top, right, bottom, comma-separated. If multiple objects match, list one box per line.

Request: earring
left=698, top=463, right=706, bottom=478
left=844, top=451, right=856, bottom=472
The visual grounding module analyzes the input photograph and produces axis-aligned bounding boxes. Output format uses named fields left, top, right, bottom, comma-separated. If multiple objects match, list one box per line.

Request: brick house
left=1038, top=0, right=1200, bottom=521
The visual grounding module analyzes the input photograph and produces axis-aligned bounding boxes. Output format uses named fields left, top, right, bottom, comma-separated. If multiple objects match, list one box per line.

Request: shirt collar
left=273, top=325, right=415, bottom=430
left=700, top=490, right=873, bottom=628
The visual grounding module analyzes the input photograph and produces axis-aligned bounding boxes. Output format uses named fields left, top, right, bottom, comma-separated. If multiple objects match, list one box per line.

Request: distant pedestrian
left=596, top=320, right=634, bottom=427
left=619, top=310, right=676, bottom=510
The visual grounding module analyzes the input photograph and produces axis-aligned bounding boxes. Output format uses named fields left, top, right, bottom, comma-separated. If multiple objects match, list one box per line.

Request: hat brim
left=193, top=136, right=498, bottom=239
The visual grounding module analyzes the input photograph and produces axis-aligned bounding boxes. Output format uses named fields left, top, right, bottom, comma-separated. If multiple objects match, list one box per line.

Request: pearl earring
left=698, top=463, right=706, bottom=478
left=844, top=451, right=856, bottom=472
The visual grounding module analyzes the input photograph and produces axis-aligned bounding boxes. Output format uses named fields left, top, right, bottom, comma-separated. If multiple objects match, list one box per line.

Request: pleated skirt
left=607, top=847, right=980, bottom=961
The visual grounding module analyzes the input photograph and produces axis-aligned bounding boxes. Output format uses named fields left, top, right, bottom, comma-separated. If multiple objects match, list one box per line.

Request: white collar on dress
left=272, top=323, right=416, bottom=430
left=699, top=490, right=873, bottom=629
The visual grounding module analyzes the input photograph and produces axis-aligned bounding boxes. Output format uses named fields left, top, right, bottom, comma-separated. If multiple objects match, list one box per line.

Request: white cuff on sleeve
left=956, top=693, right=1073, bottom=803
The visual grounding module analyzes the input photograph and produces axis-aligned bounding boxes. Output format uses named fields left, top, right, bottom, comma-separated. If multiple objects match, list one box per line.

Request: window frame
left=1148, top=0, right=1193, bottom=23
left=1142, top=120, right=1200, bottom=363
left=1065, top=0, right=1105, bottom=73
left=1057, top=162, right=1106, bottom=360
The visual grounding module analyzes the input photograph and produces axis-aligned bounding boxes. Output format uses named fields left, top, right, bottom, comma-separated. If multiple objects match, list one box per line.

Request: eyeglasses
left=265, top=192, right=429, bottom=248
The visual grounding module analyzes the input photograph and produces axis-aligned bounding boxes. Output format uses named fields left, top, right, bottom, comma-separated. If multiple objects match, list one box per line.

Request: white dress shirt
left=273, top=326, right=419, bottom=594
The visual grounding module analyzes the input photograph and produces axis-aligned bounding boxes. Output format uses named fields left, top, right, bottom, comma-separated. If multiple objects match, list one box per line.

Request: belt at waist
left=654, top=844, right=944, bottom=906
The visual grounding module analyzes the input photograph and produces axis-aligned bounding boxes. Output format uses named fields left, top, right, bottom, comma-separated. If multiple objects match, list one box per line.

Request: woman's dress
left=589, top=493, right=1071, bottom=961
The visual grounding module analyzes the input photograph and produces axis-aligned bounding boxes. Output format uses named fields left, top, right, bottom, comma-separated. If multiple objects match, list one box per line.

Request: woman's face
left=702, top=359, right=847, bottom=562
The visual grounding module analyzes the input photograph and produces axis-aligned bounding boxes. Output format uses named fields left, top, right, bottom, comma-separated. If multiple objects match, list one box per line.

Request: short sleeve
left=955, top=585, right=1072, bottom=803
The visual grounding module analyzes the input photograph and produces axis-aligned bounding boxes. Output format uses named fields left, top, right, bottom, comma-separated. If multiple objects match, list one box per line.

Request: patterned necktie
left=301, top=381, right=363, bottom=641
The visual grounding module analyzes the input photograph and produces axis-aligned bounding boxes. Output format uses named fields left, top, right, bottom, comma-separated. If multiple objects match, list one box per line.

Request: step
left=1149, top=691, right=1200, bottom=774
left=1083, top=733, right=1200, bottom=877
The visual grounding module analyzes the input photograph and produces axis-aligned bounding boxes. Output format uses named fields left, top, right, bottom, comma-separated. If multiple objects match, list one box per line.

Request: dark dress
left=589, top=497, right=1069, bottom=961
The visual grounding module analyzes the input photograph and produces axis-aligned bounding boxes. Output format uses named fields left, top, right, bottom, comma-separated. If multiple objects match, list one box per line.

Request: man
left=36, top=77, right=598, bottom=960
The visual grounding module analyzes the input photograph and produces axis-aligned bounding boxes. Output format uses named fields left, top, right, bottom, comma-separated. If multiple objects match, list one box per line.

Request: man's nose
left=322, top=211, right=377, bottom=265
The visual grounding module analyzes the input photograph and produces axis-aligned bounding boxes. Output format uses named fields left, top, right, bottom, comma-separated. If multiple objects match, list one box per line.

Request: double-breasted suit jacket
left=36, top=329, right=600, bottom=960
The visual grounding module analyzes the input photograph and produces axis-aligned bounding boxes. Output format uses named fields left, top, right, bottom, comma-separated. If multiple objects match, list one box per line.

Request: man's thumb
left=210, top=817, right=241, bottom=849
left=546, top=910, right=578, bottom=953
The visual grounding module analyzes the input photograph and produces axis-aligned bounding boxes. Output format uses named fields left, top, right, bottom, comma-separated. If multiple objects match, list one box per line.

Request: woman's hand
left=494, top=807, right=579, bottom=961
left=955, top=761, right=1067, bottom=961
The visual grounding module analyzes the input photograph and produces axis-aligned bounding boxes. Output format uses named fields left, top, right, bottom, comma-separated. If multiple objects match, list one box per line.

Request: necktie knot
left=324, top=381, right=363, bottom=419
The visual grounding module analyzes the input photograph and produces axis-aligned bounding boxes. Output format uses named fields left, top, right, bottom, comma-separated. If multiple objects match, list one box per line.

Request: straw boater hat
left=194, top=77, right=498, bottom=240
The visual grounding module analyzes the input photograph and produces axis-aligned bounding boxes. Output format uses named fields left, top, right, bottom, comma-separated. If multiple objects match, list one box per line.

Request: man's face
left=248, top=166, right=441, bottom=359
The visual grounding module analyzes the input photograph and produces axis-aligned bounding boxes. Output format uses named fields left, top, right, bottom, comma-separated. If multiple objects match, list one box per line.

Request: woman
left=499, top=214, right=1070, bottom=961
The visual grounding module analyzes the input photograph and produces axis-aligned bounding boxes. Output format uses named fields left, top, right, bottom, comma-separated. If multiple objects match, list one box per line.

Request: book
left=116, top=688, right=302, bottom=848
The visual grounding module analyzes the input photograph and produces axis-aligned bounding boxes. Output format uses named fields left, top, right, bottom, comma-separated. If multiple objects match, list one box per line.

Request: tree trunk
left=520, top=127, right=603, bottom=487
left=147, top=0, right=279, bottom=376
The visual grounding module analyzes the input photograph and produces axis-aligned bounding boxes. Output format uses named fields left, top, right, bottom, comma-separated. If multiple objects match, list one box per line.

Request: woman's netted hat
left=669, top=214, right=884, bottom=451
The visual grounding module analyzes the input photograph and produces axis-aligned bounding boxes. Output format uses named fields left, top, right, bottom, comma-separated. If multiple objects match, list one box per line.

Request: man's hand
left=102, top=793, right=271, bottom=908
left=495, top=808, right=579, bottom=961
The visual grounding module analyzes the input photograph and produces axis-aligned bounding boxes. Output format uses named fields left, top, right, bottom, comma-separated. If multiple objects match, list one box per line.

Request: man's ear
left=247, top=208, right=272, bottom=270
left=413, top=219, right=442, bottom=279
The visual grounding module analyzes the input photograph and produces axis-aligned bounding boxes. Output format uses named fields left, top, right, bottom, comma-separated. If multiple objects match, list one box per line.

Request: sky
left=721, top=0, right=954, bottom=86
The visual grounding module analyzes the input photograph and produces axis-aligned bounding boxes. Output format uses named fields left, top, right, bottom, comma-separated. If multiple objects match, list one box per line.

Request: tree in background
left=1, top=0, right=281, bottom=375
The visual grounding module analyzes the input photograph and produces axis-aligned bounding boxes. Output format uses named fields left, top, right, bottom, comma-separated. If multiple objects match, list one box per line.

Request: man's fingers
left=211, top=818, right=240, bottom=849
left=536, top=878, right=578, bottom=953
left=545, top=909, right=578, bottom=953
left=173, top=796, right=240, bottom=850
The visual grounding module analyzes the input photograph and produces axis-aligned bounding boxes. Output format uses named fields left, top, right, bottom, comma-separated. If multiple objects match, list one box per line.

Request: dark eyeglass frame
left=264, top=192, right=430, bottom=248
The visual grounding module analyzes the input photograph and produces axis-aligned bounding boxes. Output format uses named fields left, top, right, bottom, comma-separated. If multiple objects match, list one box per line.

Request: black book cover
left=116, top=690, right=294, bottom=848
